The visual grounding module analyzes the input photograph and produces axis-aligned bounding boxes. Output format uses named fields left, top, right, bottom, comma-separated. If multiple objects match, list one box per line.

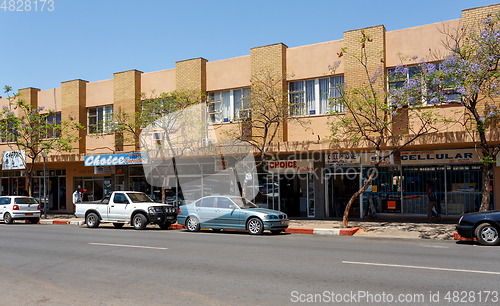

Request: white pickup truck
left=74, top=191, right=177, bottom=230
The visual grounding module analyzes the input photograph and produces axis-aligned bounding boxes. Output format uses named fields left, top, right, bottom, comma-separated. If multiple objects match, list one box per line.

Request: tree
left=223, top=69, right=308, bottom=197
left=1, top=85, right=83, bottom=197
left=111, top=89, right=205, bottom=203
left=415, top=13, right=500, bottom=212
left=329, top=31, right=447, bottom=227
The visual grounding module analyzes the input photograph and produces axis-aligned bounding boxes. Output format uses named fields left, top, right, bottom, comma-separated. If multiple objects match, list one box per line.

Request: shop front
left=256, top=159, right=316, bottom=218
left=362, top=149, right=494, bottom=216
left=324, top=152, right=362, bottom=218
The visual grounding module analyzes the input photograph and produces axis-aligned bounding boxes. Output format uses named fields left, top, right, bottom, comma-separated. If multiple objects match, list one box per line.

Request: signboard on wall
left=401, top=149, right=480, bottom=165
left=361, top=152, right=394, bottom=166
left=84, top=153, right=149, bottom=167
left=325, top=152, right=361, bottom=167
left=267, top=160, right=314, bottom=174
left=2, top=150, right=25, bottom=170
left=94, top=166, right=115, bottom=174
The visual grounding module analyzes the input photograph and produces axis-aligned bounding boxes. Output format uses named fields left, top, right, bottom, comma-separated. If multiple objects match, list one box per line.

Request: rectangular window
left=0, top=120, right=17, bottom=143
left=207, top=88, right=251, bottom=123
left=319, top=75, right=344, bottom=113
left=388, top=63, right=461, bottom=105
left=233, top=87, right=251, bottom=120
left=46, top=112, right=61, bottom=138
left=290, top=76, right=344, bottom=116
left=88, top=105, right=113, bottom=134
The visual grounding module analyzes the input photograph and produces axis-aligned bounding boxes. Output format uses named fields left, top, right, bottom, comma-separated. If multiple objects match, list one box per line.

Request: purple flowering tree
left=408, top=13, right=500, bottom=212
left=1, top=86, right=83, bottom=197
left=329, top=31, right=445, bottom=227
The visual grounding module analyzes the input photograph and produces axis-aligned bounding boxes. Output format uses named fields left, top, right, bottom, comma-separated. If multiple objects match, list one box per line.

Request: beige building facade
left=0, top=3, right=499, bottom=219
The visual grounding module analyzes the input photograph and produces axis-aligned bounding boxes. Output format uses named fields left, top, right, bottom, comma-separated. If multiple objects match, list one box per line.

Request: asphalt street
left=0, top=224, right=499, bottom=305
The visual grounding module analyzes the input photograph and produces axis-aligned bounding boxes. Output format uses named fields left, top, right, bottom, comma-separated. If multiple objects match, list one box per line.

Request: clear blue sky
left=1, top=0, right=499, bottom=93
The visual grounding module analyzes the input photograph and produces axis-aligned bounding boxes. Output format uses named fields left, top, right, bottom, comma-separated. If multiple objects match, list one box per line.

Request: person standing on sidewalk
left=72, top=187, right=82, bottom=204
left=426, top=180, right=440, bottom=222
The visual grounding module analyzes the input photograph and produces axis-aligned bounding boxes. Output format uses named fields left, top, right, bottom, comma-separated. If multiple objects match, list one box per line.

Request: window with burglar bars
left=88, top=105, right=113, bottom=134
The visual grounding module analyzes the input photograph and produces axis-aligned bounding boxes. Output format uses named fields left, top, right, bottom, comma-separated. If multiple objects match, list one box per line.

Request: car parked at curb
left=177, top=195, right=289, bottom=235
left=0, top=196, right=40, bottom=224
left=456, top=210, right=500, bottom=246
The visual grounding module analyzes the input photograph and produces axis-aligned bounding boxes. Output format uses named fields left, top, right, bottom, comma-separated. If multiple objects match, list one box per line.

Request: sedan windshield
left=231, top=197, right=259, bottom=209
left=14, top=197, right=38, bottom=204
left=128, top=193, right=154, bottom=203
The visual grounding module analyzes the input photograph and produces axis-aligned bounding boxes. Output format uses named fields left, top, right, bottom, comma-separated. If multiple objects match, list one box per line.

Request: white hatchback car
left=0, top=196, right=40, bottom=224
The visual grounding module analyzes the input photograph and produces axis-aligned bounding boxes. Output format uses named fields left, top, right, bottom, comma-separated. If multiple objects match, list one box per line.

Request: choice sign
left=84, top=153, right=149, bottom=167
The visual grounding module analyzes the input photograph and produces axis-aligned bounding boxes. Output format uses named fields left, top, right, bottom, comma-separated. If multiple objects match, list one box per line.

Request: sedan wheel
left=3, top=212, right=13, bottom=224
left=133, top=214, right=147, bottom=230
left=247, top=218, right=264, bottom=235
left=475, top=223, right=500, bottom=246
left=186, top=216, right=200, bottom=232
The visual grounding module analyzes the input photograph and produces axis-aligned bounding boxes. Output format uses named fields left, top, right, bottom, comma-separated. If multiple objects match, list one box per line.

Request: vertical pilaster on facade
left=343, top=25, right=388, bottom=135
left=18, top=87, right=40, bottom=109
left=462, top=4, right=500, bottom=128
left=175, top=58, right=208, bottom=92
left=250, top=43, right=288, bottom=142
left=61, top=79, right=88, bottom=154
left=113, top=69, right=143, bottom=151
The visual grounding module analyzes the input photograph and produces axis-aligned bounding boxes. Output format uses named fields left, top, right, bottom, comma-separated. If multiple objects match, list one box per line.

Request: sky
left=1, top=0, right=499, bottom=93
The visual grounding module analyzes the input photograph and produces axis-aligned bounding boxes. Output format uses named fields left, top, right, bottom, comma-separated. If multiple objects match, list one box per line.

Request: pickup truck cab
left=75, top=191, right=177, bottom=230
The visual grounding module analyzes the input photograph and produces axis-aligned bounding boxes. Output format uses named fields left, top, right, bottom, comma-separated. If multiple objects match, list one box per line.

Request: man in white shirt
left=73, top=187, right=82, bottom=204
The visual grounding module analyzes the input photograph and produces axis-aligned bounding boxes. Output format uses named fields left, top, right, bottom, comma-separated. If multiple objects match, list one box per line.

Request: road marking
left=419, top=244, right=449, bottom=249
left=342, top=261, right=500, bottom=275
left=89, top=243, right=167, bottom=250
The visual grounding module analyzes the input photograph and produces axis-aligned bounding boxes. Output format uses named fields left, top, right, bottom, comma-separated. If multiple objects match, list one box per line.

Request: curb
left=39, top=220, right=85, bottom=225
left=454, top=231, right=476, bottom=242
left=40, top=221, right=359, bottom=236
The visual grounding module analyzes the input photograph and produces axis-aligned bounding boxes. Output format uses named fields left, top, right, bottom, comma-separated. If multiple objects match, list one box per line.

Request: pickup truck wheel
left=3, top=212, right=13, bottom=224
left=86, top=213, right=100, bottom=228
left=159, top=222, right=171, bottom=230
left=113, top=223, right=124, bottom=228
left=133, top=214, right=147, bottom=230
left=186, top=216, right=200, bottom=232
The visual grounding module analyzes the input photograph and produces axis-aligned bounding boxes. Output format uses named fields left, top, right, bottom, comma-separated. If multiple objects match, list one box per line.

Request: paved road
left=0, top=224, right=499, bottom=305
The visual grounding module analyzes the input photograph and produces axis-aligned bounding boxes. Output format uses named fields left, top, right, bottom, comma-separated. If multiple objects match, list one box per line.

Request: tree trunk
left=479, top=162, right=491, bottom=212
left=342, top=166, right=378, bottom=228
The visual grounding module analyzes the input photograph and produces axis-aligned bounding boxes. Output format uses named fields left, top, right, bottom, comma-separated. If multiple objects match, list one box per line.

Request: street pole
left=42, top=152, right=47, bottom=219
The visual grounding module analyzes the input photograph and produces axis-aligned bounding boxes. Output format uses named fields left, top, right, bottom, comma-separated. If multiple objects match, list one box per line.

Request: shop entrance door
left=325, top=172, right=360, bottom=218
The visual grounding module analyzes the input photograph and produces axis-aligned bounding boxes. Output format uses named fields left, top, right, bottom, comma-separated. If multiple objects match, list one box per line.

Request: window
left=88, top=106, right=113, bottom=134
left=0, top=120, right=18, bottom=143
left=388, top=63, right=461, bottom=105
left=46, top=112, right=61, bottom=138
left=233, top=88, right=251, bottom=120
left=113, top=193, right=128, bottom=204
left=289, top=76, right=344, bottom=116
left=207, top=88, right=251, bottom=123
left=216, top=197, right=234, bottom=209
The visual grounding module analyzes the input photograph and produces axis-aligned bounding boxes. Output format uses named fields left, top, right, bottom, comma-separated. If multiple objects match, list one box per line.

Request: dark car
left=456, top=210, right=500, bottom=246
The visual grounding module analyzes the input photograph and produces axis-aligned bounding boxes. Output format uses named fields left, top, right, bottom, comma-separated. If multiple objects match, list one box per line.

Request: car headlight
left=264, top=215, right=279, bottom=219
left=148, top=207, right=155, bottom=214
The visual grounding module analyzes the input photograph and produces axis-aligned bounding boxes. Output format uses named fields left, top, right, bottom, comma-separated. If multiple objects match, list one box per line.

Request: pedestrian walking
left=425, top=180, right=440, bottom=222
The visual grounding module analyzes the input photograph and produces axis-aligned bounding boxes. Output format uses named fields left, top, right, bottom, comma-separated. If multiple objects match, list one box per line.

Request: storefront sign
left=267, top=160, right=314, bottom=174
left=361, top=152, right=394, bottom=166
left=94, top=166, right=115, bottom=174
left=2, top=150, right=25, bottom=170
left=84, top=153, right=149, bottom=167
left=325, top=152, right=361, bottom=167
left=401, top=149, right=480, bottom=165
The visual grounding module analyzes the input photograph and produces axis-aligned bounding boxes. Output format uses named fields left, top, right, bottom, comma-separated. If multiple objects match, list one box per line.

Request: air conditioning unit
left=202, top=138, right=217, bottom=147
left=238, top=109, right=251, bottom=120
left=152, top=131, right=163, bottom=141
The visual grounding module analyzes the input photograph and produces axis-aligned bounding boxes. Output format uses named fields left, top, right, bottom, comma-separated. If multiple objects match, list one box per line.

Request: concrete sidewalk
left=35, top=214, right=458, bottom=240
